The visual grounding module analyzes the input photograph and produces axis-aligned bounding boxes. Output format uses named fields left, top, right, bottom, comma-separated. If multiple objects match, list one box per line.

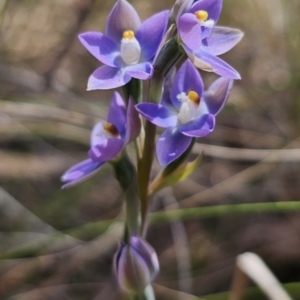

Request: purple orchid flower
left=136, top=60, right=233, bottom=167
left=78, top=0, right=169, bottom=90
left=61, top=92, right=140, bottom=188
left=177, top=0, right=243, bottom=79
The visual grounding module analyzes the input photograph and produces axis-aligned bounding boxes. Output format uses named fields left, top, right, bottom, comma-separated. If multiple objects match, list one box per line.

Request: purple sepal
left=179, top=113, right=215, bottom=137
left=78, top=32, right=122, bottom=67
left=61, top=159, right=103, bottom=189
left=106, top=0, right=141, bottom=45
left=156, top=128, right=192, bottom=167
left=205, top=77, right=233, bottom=115
left=193, top=48, right=241, bottom=79
left=137, top=10, right=169, bottom=61
left=87, top=65, right=131, bottom=90
left=204, top=26, right=244, bottom=56
left=178, top=13, right=202, bottom=51
left=89, top=138, right=124, bottom=162
left=136, top=103, right=178, bottom=128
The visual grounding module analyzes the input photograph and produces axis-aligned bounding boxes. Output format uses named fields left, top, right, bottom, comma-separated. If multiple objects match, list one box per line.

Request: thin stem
left=111, top=151, right=141, bottom=236
left=138, top=120, right=156, bottom=235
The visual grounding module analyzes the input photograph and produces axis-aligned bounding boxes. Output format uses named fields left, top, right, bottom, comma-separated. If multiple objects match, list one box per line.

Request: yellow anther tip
left=104, top=123, right=119, bottom=136
left=122, top=30, right=135, bottom=39
left=195, top=10, right=208, bottom=21
left=188, top=91, right=200, bottom=104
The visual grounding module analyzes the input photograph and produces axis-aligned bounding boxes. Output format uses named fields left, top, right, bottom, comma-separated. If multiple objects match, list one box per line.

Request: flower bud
left=170, top=0, right=194, bottom=23
left=114, top=236, right=159, bottom=294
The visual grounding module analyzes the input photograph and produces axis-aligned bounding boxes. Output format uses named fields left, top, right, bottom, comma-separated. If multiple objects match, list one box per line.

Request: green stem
left=138, top=69, right=164, bottom=235
left=111, top=151, right=141, bottom=237
left=138, top=41, right=187, bottom=235
left=138, top=120, right=156, bottom=235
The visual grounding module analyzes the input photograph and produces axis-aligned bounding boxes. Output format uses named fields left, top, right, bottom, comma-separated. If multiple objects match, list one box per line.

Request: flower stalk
left=111, top=151, right=141, bottom=237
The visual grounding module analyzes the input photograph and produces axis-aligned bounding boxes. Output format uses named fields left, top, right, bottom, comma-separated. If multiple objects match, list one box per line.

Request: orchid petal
left=89, top=138, right=124, bottom=162
left=157, top=127, right=192, bottom=166
left=125, top=62, right=153, bottom=80
left=124, top=97, right=141, bottom=145
left=204, top=77, right=233, bottom=115
left=136, top=103, right=178, bottom=128
left=170, top=60, right=204, bottom=109
left=107, top=92, right=127, bottom=136
left=136, top=10, right=169, bottom=61
left=178, top=13, right=202, bottom=51
left=204, top=26, right=244, bottom=56
left=61, top=159, right=103, bottom=189
left=87, top=65, right=131, bottom=90
left=187, top=47, right=241, bottom=79
left=106, top=0, right=141, bottom=45
left=78, top=32, right=122, bottom=67
left=179, top=113, right=215, bottom=137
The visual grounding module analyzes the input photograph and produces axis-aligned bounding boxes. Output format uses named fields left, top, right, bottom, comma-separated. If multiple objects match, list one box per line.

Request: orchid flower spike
left=136, top=60, right=233, bottom=166
left=78, top=0, right=169, bottom=90
left=61, top=92, right=140, bottom=188
left=177, top=0, right=243, bottom=79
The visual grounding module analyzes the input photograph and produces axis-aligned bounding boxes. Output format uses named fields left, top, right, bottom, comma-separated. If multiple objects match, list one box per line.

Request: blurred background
left=1, top=0, right=300, bottom=299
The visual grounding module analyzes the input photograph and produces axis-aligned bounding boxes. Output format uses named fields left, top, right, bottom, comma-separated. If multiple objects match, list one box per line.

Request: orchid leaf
left=149, top=154, right=202, bottom=195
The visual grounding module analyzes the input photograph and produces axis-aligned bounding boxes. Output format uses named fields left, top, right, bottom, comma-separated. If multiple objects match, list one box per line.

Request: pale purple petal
left=192, top=48, right=241, bottom=79
left=87, top=65, right=131, bottom=90
left=204, top=77, right=233, bottom=115
left=107, top=92, right=127, bottom=136
left=61, top=159, right=103, bottom=189
left=204, top=26, right=244, bottom=56
left=179, top=113, right=215, bottom=137
left=106, top=0, right=141, bottom=45
left=89, top=138, right=124, bottom=162
left=178, top=13, right=202, bottom=51
left=78, top=32, right=122, bottom=67
left=136, top=103, right=178, bottom=128
left=156, top=127, right=192, bottom=166
left=170, top=60, right=204, bottom=109
left=136, top=10, right=169, bottom=61
left=125, top=62, right=153, bottom=80
left=124, top=98, right=141, bottom=145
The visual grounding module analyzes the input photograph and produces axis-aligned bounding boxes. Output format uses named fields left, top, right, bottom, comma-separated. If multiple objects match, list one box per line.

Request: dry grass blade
left=229, top=252, right=292, bottom=300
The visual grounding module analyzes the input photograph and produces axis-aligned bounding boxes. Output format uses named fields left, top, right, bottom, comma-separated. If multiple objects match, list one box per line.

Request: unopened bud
left=170, top=0, right=194, bottom=23
left=114, top=236, right=159, bottom=294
